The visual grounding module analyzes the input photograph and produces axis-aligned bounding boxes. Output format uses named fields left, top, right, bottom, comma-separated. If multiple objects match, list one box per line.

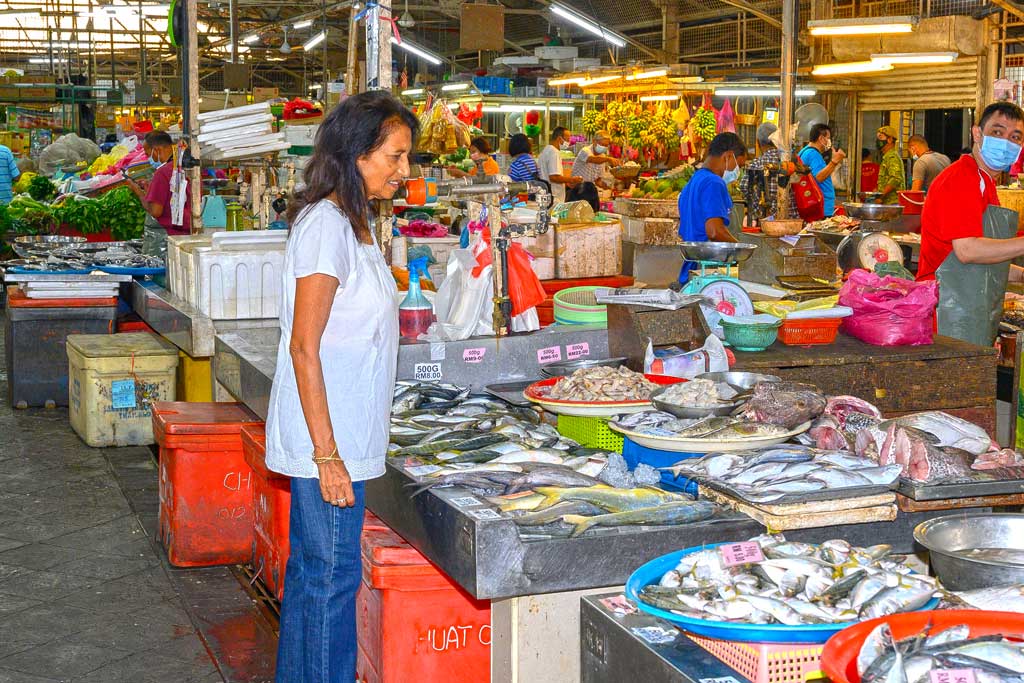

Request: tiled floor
left=0, top=335, right=277, bottom=682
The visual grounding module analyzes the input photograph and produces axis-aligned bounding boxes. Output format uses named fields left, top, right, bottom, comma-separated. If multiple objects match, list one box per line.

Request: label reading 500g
left=414, top=362, right=443, bottom=381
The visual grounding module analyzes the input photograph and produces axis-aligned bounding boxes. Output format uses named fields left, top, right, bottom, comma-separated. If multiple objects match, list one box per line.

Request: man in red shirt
left=860, top=148, right=879, bottom=193
left=127, top=131, right=191, bottom=260
left=918, top=101, right=1024, bottom=346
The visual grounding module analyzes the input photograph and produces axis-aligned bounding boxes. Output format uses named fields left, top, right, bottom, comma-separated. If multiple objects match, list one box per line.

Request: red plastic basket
left=778, top=317, right=842, bottom=346
left=821, top=610, right=1024, bottom=683
left=687, top=633, right=824, bottom=683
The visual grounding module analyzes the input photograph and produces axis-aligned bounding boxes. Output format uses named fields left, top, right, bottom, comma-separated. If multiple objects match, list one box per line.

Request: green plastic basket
left=720, top=320, right=781, bottom=352
left=553, top=286, right=607, bottom=326
left=557, top=415, right=624, bottom=452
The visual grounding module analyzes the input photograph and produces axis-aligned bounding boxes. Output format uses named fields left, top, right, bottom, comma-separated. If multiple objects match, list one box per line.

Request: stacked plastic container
left=241, top=423, right=290, bottom=599
left=356, top=520, right=491, bottom=683
left=153, top=401, right=263, bottom=567
left=66, top=332, right=179, bottom=446
left=166, top=231, right=287, bottom=320
left=4, top=286, right=117, bottom=409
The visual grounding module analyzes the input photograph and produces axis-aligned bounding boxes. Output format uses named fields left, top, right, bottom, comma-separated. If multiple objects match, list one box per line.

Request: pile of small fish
left=547, top=366, right=657, bottom=402
left=669, top=445, right=902, bottom=503
left=638, top=534, right=938, bottom=625
left=7, top=243, right=163, bottom=271
left=947, top=584, right=1024, bottom=612
left=857, top=621, right=1024, bottom=683
left=656, top=378, right=739, bottom=409
left=613, top=411, right=791, bottom=440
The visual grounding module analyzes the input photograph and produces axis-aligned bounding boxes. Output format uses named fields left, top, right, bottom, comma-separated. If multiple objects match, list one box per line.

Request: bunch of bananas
left=649, top=112, right=679, bottom=150
left=693, top=107, right=717, bottom=142
left=581, top=109, right=606, bottom=136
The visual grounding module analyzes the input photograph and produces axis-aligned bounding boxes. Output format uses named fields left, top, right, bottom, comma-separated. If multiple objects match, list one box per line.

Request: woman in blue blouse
left=508, top=133, right=540, bottom=182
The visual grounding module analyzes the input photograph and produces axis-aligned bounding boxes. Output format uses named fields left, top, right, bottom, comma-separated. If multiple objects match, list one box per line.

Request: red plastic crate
left=356, top=525, right=490, bottom=683
left=116, top=316, right=155, bottom=334
left=6, top=286, right=117, bottom=311
left=778, top=317, right=843, bottom=346
left=241, top=423, right=289, bottom=599
left=154, top=402, right=263, bottom=567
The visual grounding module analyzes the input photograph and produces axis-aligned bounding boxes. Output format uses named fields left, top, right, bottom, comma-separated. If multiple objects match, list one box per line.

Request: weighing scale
left=200, top=178, right=228, bottom=229
left=679, top=242, right=757, bottom=339
left=835, top=202, right=905, bottom=273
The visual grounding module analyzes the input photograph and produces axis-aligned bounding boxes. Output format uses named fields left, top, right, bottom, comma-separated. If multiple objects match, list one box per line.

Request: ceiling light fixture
left=870, top=51, right=957, bottom=65
left=441, top=82, right=470, bottom=91
left=401, top=88, right=424, bottom=96
left=639, top=94, right=679, bottom=101
left=714, top=87, right=816, bottom=96
left=626, top=69, right=667, bottom=81
left=807, top=16, right=917, bottom=36
left=241, top=33, right=260, bottom=44
left=28, top=57, right=66, bottom=63
left=390, top=36, right=443, bottom=65
left=549, top=2, right=627, bottom=48
left=293, top=19, right=314, bottom=29
left=548, top=76, right=584, bottom=86
left=812, top=60, right=894, bottom=76
left=547, top=105, right=576, bottom=111
left=302, top=30, right=326, bottom=50
left=580, top=75, right=621, bottom=87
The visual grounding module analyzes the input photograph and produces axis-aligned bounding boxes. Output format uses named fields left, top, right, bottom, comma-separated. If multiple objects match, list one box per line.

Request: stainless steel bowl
left=539, top=357, right=628, bottom=378
left=649, top=384, right=738, bottom=418
left=914, top=513, right=1024, bottom=590
left=12, top=235, right=87, bottom=258
left=679, top=242, right=758, bottom=264
left=696, top=371, right=782, bottom=392
left=842, top=202, right=904, bottom=222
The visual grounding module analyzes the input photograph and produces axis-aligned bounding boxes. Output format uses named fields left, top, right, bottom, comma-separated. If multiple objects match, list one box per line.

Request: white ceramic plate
left=607, top=421, right=812, bottom=453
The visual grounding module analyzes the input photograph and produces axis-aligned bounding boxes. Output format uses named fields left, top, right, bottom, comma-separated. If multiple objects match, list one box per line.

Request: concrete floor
left=0, top=336, right=278, bottom=682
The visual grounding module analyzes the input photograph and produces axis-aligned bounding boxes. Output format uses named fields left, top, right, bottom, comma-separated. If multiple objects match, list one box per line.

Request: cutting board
left=701, top=487, right=897, bottom=531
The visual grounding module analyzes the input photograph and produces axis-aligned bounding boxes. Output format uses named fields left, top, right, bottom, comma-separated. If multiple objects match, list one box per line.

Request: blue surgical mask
left=980, top=135, right=1023, bottom=172
left=149, top=157, right=164, bottom=169
left=560, top=141, right=570, bottom=150
left=593, top=144, right=608, bottom=155
left=722, top=166, right=740, bottom=184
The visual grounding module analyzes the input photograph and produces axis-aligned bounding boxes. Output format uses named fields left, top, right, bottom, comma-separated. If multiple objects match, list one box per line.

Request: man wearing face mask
left=569, top=130, right=621, bottom=211
left=127, top=131, right=191, bottom=261
left=875, top=125, right=906, bottom=204
left=538, top=126, right=583, bottom=206
left=798, top=123, right=845, bottom=217
left=918, top=101, right=1024, bottom=347
left=908, top=135, right=951, bottom=193
left=676, top=132, right=747, bottom=284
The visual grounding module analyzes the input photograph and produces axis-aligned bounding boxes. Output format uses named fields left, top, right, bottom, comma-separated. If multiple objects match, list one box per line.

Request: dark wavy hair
left=509, top=133, right=532, bottom=157
left=287, top=91, right=419, bottom=243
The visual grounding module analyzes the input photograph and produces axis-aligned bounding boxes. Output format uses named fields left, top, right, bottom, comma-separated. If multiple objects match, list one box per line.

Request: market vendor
left=876, top=125, right=906, bottom=204
left=568, top=129, right=621, bottom=211
left=739, top=123, right=796, bottom=219
left=677, top=132, right=747, bottom=283
left=446, top=137, right=499, bottom=180
left=798, top=123, right=845, bottom=217
left=126, top=131, right=191, bottom=259
left=918, top=101, right=1024, bottom=347
left=537, top=126, right=582, bottom=205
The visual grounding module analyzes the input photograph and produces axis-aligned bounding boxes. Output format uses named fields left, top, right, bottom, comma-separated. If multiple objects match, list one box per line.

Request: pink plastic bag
left=716, top=98, right=736, bottom=133
left=838, top=269, right=938, bottom=346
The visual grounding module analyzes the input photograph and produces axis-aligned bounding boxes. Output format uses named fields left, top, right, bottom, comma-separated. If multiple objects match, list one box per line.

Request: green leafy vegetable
left=27, top=175, right=57, bottom=202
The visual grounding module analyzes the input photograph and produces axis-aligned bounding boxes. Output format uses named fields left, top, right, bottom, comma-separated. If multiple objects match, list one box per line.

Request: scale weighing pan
left=842, top=202, right=903, bottom=222
left=679, top=242, right=757, bottom=264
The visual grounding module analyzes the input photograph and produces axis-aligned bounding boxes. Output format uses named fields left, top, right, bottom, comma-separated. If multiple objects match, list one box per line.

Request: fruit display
left=628, top=173, right=692, bottom=200
left=692, top=106, right=717, bottom=142
left=581, top=109, right=606, bottom=136
left=441, top=147, right=475, bottom=172
left=418, top=99, right=472, bottom=156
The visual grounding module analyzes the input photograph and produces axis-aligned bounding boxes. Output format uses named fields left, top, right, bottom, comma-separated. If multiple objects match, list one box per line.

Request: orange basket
left=778, top=317, right=842, bottom=346
left=687, top=633, right=824, bottom=683
left=821, top=610, right=1024, bottom=683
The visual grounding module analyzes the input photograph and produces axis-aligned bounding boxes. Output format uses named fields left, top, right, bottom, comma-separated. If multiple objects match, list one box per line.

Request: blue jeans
left=276, top=477, right=366, bottom=683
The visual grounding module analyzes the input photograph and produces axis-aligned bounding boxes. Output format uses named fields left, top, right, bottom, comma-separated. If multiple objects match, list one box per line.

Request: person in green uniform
left=876, top=125, right=906, bottom=204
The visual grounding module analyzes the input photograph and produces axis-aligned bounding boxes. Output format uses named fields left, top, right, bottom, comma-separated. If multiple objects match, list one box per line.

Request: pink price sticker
left=719, top=542, right=765, bottom=567
left=463, top=348, right=486, bottom=363
left=537, top=346, right=562, bottom=365
left=566, top=342, right=590, bottom=360
left=930, top=671, right=977, bottom=683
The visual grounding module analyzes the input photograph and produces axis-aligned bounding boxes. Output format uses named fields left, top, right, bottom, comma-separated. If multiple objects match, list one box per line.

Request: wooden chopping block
left=701, top=487, right=898, bottom=531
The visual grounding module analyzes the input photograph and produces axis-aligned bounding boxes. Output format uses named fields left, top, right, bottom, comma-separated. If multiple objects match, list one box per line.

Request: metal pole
left=778, top=0, right=797, bottom=157
left=345, top=5, right=359, bottom=95
left=365, top=0, right=392, bottom=91
left=229, top=0, right=236, bottom=63
left=186, top=0, right=201, bottom=234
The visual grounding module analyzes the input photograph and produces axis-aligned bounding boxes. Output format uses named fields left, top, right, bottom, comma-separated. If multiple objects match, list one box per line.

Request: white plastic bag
left=424, top=249, right=494, bottom=341
left=644, top=334, right=729, bottom=379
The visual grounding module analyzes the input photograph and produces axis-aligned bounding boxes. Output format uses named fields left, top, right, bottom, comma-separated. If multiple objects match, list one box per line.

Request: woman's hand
left=317, top=453, right=355, bottom=508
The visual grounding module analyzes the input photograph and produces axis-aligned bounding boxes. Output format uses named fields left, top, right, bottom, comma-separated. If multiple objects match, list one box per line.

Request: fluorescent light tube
left=390, top=37, right=442, bottom=65
left=293, top=19, right=314, bottom=29
left=303, top=30, right=326, bottom=51
left=441, top=82, right=470, bottom=91
left=715, top=88, right=816, bottom=97
left=580, top=75, right=621, bottom=87
left=548, top=76, right=583, bottom=86
left=808, top=16, right=917, bottom=36
left=870, top=51, right=957, bottom=65
left=639, top=94, right=679, bottom=101
left=547, top=105, right=576, bottom=111
left=401, top=88, right=424, bottom=96
left=626, top=69, right=667, bottom=81
left=241, top=33, right=260, bottom=44
left=812, top=61, right=894, bottom=75
left=550, top=3, right=626, bottom=48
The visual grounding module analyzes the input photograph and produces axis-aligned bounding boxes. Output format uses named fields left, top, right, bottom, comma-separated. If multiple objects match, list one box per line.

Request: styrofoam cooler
left=166, top=234, right=212, bottom=301
left=180, top=231, right=288, bottom=319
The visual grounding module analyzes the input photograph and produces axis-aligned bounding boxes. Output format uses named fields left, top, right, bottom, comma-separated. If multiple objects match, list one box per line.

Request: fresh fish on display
left=825, top=395, right=883, bottom=429
left=636, top=534, right=934, bottom=626
left=807, top=415, right=852, bottom=451
left=734, top=382, right=827, bottom=430
left=547, top=366, right=658, bottom=402
left=657, top=379, right=736, bottom=408
left=878, top=411, right=995, bottom=455
left=532, top=485, right=690, bottom=513
left=509, top=500, right=607, bottom=526
left=563, top=500, right=716, bottom=537
left=502, top=467, right=602, bottom=494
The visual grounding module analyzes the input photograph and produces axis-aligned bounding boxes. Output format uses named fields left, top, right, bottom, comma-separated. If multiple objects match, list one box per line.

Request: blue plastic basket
left=622, top=437, right=701, bottom=494
left=625, top=544, right=941, bottom=644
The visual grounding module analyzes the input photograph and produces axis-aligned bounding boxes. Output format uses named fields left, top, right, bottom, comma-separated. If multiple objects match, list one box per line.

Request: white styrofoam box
left=531, top=256, right=555, bottom=280
left=284, top=124, right=319, bottom=146
left=166, top=234, right=212, bottom=302
left=552, top=57, right=601, bottom=72
left=494, top=55, right=541, bottom=66
left=535, top=45, right=578, bottom=60
left=391, top=236, right=408, bottom=267
left=211, top=230, right=289, bottom=250
left=516, top=230, right=555, bottom=258
left=192, top=245, right=285, bottom=319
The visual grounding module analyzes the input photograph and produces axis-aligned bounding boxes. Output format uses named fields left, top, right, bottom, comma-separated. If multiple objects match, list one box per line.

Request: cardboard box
left=554, top=221, right=622, bottom=279
left=531, top=256, right=555, bottom=280
left=621, top=216, right=680, bottom=246
left=252, top=87, right=279, bottom=102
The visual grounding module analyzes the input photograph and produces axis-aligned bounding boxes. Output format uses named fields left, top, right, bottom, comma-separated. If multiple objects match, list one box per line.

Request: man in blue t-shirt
left=677, top=132, right=747, bottom=283
left=797, top=123, right=846, bottom=217
left=0, top=143, right=20, bottom=205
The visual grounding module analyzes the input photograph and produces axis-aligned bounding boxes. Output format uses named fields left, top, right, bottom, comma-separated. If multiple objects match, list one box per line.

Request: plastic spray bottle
left=399, top=256, right=435, bottom=339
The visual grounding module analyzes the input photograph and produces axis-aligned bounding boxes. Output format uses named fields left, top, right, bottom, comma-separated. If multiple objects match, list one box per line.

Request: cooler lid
left=6, top=286, right=117, bottom=309
left=361, top=526, right=456, bottom=591
left=153, top=401, right=262, bottom=435
left=66, top=332, right=177, bottom=359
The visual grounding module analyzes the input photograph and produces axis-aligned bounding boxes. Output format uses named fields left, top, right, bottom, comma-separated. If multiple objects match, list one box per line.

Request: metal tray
left=698, top=477, right=895, bottom=506
left=649, top=385, right=739, bottom=418
left=897, top=474, right=1024, bottom=501
left=679, top=242, right=757, bottom=264
left=541, top=357, right=627, bottom=378
left=484, top=380, right=539, bottom=407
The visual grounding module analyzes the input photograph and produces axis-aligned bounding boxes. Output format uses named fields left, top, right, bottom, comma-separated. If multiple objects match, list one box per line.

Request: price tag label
left=466, top=508, right=502, bottom=521
left=463, top=348, right=486, bottom=363
left=448, top=496, right=483, bottom=508
left=414, top=362, right=443, bottom=381
left=930, top=671, right=977, bottom=683
left=405, top=464, right=442, bottom=477
left=719, top=541, right=765, bottom=567
left=566, top=342, right=590, bottom=360
left=111, top=379, right=136, bottom=409
left=537, top=346, right=562, bottom=365
left=700, top=677, right=743, bottom=683
left=630, top=626, right=677, bottom=645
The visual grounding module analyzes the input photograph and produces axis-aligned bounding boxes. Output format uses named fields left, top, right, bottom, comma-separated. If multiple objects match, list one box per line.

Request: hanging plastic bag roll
left=644, top=335, right=730, bottom=379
